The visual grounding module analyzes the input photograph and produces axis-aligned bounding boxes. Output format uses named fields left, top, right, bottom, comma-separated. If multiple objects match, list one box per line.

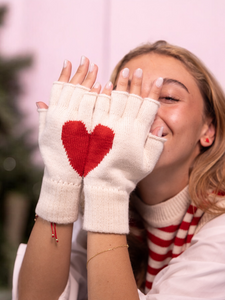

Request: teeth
left=157, top=126, right=164, bottom=137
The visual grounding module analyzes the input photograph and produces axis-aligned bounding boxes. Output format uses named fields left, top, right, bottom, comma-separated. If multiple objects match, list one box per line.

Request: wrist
left=87, top=231, right=128, bottom=259
left=36, top=176, right=82, bottom=224
left=83, top=186, right=130, bottom=234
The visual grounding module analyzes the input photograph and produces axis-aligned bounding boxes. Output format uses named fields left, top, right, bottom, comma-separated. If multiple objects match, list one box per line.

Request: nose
left=154, top=104, right=165, bottom=122
left=153, top=113, right=160, bottom=122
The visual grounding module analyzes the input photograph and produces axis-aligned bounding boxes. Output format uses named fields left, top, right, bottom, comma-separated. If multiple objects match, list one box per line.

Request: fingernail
left=93, top=82, right=100, bottom=89
left=157, top=126, right=164, bottom=137
left=122, top=68, right=129, bottom=78
left=89, top=62, right=95, bottom=72
left=134, top=68, right=143, bottom=78
left=155, top=77, right=163, bottom=88
left=80, top=56, right=86, bottom=66
left=36, top=102, right=41, bottom=109
left=63, top=59, right=68, bottom=68
left=106, top=81, right=113, bottom=89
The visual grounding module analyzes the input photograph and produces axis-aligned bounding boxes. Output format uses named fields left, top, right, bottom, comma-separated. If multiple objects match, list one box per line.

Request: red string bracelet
left=51, top=222, right=59, bottom=242
left=35, top=214, right=59, bottom=242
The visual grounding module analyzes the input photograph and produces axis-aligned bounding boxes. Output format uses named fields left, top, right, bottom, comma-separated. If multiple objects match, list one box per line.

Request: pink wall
left=1, top=0, right=225, bottom=159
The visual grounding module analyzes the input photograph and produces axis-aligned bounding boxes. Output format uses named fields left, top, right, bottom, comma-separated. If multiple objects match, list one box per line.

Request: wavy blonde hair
left=110, top=40, right=225, bottom=213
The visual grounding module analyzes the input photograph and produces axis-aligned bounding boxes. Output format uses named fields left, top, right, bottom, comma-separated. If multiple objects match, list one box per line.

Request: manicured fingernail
left=106, top=81, right=113, bottom=89
left=122, top=68, right=129, bottom=78
left=155, top=77, right=163, bottom=88
left=134, top=68, right=143, bottom=78
left=80, top=56, right=86, bottom=66
left=93, top=82, right=100, bottom=89
left=36, top=102, right=41, bottom=109
left=89, top=63, right=95, bottom=72
left=157, top=126, right=164, bottom=137
left=63, top=59, right=68, bottom=68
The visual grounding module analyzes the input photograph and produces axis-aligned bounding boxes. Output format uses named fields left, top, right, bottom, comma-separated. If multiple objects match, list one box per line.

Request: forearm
left=18, top=217, right=73, bottom=300
left=87, top=232, right=139, bottom=300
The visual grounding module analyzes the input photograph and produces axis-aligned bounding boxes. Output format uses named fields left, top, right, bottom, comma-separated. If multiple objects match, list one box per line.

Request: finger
left=67, top=85, right=89, bottom=113
left=58, top=60, right=72, bottom=83
left=69, top=56, right=90, bottom=85
left=141, top=80, right=151, bottom=98
left=123, top=93, right=142, bottom=119
left=49, top=82, right=64, bottom=106
left=78, top=92, right=98, bottom=131
left=148, top=77, right=164, bottom=100
left=81, top=63, right=98, bottom=89
left=57, top=84, right=76, bottom=108
left=92, top=93, right=111, bottom=128
left=129, top=68, right=143, bottom=96
left=36, top=102, right=48, bottom=135
left=101, top=81, right=113, bottom=96
left=90, top=82, right=101, bottom=94
left=137, top=98, right=160, bottom=127
left=110, top=90, right=128, bottom=118
left=115, top=68, right=129, bottom=92
left=36, top=101, right=48, bottom=109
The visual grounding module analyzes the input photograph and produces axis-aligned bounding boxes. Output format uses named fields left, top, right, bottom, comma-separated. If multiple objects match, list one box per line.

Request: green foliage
left=0, top=8, right=42, bottom=199
left=0, top=6, right=7, bottom=27
left=0, top=56, right=32, bottom=134
left=0, top=5, right=43, bottom=288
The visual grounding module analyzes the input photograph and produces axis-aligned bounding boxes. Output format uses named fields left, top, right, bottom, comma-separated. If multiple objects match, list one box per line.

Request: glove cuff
left=83, top=186, right=129, bottom=234
left=35, top=176, right=81, bottom=224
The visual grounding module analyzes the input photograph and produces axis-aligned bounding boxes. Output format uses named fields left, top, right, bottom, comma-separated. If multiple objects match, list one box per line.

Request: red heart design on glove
left=61, top=121, right=114, bottom=177
left=62, top=121, right=89, bottom=177
left=84, top=124, right=115, bottom=176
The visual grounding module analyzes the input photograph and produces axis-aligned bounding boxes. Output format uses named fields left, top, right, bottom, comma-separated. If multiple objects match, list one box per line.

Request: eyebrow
left=115, top=78, right=190, bottom=94
left=163, top=78, right=190, bottom=94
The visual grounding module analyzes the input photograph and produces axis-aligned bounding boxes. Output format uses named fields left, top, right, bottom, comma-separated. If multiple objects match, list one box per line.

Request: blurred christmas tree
left=0, top=5, right=42, bottom=288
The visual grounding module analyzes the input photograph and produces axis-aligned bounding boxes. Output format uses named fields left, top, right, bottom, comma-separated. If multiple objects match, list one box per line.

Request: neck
left=137, top=165, right=189, bottom=206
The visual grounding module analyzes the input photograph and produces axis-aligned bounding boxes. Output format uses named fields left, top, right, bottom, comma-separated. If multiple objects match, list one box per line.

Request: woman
left=15, top=41, right=225, bottom=300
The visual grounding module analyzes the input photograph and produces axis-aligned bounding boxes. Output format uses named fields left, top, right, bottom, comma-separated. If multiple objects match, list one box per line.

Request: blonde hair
left=110, top=40, right=225, bottom=213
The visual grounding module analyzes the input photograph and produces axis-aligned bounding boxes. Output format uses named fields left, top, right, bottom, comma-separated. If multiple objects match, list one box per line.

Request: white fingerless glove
left=36, top=82, right=97, bottom=224
left=83, top=91, right=166, bottom=234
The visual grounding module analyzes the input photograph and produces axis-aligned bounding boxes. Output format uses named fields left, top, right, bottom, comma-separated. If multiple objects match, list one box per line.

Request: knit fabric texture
left=36, top=82, right=101, bottom=223
left=132, top=186, right=204, bottom=293
left=83, top=90, right=166, bottom=234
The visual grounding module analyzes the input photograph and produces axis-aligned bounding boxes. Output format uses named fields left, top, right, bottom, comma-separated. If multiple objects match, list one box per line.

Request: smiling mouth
left=150, top=126, right=168, bottom=137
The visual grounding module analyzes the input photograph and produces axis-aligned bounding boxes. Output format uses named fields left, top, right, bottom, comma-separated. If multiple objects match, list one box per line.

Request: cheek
left=165, top=106, right=204, bottom=142
left=164, top=107, right=188, bottom=133
left=168, top=111, right=181, bottom=127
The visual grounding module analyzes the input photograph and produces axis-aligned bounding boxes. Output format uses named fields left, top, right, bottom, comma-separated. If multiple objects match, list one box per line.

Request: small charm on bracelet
left=34, top=214, right=59, bottom=242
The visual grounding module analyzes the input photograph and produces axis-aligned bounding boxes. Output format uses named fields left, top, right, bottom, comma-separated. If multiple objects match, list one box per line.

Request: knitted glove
left=83, top=91, right=166, bottom=234
left=35, top=82, right=97, bottom=224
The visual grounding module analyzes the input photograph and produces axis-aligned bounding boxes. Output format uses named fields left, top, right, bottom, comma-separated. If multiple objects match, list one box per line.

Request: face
left=123, top=53, right=209, bottom=173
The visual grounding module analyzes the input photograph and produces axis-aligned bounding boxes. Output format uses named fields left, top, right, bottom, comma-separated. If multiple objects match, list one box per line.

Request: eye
left=159, top=96, right=180, bottom=103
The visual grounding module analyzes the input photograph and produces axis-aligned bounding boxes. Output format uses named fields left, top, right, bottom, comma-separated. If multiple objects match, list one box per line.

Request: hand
left=83, top=67, right=166, bottom=233
left=36, top=57, right=113, bottom=224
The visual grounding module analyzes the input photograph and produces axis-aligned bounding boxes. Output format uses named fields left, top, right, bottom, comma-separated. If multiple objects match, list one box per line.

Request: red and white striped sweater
left=132, top=186, right=204, bottom=293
